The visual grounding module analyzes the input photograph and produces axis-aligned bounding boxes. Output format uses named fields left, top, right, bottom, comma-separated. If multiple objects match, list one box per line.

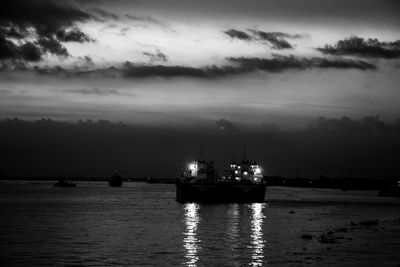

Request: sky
left=0, top=0, right=400, bottom=178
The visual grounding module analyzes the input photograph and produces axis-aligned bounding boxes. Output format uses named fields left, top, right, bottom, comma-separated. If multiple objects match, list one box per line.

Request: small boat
left=54, top=179, right=76, bottom=187
left=109, top=170, right=123, bottom=187
left=176, top=148, right=267, bottom=203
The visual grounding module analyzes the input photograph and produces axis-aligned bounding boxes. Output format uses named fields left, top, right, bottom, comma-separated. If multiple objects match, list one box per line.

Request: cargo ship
left=176, top=150, right=266, bottom=203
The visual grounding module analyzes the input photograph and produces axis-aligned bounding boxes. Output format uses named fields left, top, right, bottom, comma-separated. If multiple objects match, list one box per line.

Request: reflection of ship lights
left=227, top=204, right=239, bottom=258
left=250, top=203, right=265, bottom=266
left=183, top=203, right=200, bottom=267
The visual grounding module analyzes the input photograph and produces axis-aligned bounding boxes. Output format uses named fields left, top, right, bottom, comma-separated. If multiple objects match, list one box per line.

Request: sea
left=0, top=181, right=399, bottom=266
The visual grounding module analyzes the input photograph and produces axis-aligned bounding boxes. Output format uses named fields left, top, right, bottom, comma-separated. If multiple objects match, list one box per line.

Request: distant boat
left=54, top=179, right=76, bottom=187
left=109, top=170, right=123, bottom=187
left=176, top=147, right=267, bottom=203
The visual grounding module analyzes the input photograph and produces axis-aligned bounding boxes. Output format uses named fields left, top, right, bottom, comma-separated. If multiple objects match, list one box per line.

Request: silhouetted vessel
left=109, top=170, right=123, bottom=187
left=176, top=148, right=266, bottom=203
left=54, top=179, right=76, bottom=187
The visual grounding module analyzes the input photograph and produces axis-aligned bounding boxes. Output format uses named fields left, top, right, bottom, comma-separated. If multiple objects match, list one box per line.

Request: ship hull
left=176, top=181, right=267, bottom=203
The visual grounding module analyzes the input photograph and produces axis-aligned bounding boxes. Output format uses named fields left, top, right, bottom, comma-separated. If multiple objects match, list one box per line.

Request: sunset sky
left=1, top=0, right=399, bottom=129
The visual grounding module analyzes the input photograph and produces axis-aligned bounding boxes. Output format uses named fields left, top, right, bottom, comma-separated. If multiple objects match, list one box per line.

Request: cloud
left=224, top=29, right=252, bottom=40
left=0, top=0, right=92, bottom=35
left=67, top=87, right=120, bottom=95
left=37, top=37, right=69, bottom=57
left=2, top=53, right=375, bottom=78
left=224, top=28, right=301, bottom=49
left=318, top=36, right=400, bottom=59
left=56, top=29, right=93, bottom=43
left=0, top=38, right=42, bottom=62
left=143, top=49, right=168, bottom=63
left=249, top=30, right=293, bottom=49
left=0, top=0, right=93, bottom=61
left=121, top=61, right=242, bottom=78
left=227, top=55, right=376, bottom=72
left=215, top=118, right=237, bottom=131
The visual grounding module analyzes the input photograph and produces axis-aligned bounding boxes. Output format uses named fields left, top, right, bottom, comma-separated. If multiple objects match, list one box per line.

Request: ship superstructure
left=176, top=148, right=267, bottom=203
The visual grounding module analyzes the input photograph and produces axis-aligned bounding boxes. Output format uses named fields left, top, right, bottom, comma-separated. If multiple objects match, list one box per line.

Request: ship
left=54, top=179, right=76, bottom=187
left=109, top=170, right=123, bottom=187
left=176, top=148, right=267, bottom=203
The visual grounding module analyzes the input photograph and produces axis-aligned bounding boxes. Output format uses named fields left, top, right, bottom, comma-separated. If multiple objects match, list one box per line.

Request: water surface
left=0, top=182, right=399, bottom=266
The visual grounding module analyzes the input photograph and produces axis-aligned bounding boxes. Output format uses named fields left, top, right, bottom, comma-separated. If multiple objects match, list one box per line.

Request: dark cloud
left=37, top=38, right=69, bottom=57
left=122, top=62, right=241, bottom=78
left=249, top=30, right=293, bottom=49
left=0, top=25, right=27, bottom=39
left=224, top=28, right=303, bottom=49
left=224, top=29, right=252, bottom=40
left=0, top=0, right=92, bottom=33
left=66, top=88, right=120, bottom=95
left=227, top=55, right=376, bottom=72
left=0, top=36, right=18, bottom=60
left=19, top=42, right=42, bottom=61
left=262, top=32, right=303, bottom=39
left=56, top=29, right=93, bottom=43
left=215, top=118, right=237, bottom=131
left=0, top=0, right=93, bottom=61
left=0, top=37, right=42, bottom=62
left=143, top=49, right=168, bottom=63
left=319, top=36, right=400, bottom=59
left=2, top=53, right=375, bottom=77
left=123, top=63, right=207, bottom=78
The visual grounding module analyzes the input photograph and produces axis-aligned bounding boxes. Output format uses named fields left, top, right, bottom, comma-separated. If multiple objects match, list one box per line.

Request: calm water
left=0, top=182, right=399, bottom=266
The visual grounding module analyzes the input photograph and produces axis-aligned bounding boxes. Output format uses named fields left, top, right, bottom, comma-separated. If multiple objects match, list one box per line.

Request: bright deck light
left=189, top=163, right=197, bottom=170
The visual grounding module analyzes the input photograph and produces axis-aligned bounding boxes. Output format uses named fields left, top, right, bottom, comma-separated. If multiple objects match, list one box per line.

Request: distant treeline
left=1, top=116, right=400, bottom=179
left=0, top=176, right=151, bottom=182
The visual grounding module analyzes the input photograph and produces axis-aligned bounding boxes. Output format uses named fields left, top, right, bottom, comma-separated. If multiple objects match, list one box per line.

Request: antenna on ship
left=200, top=144, right=204, bottom=160
left=243, top=145, right=247, bottom=160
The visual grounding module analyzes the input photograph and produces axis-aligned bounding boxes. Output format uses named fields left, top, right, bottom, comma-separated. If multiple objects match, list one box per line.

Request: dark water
left=0, top=182, right=399, bottom=266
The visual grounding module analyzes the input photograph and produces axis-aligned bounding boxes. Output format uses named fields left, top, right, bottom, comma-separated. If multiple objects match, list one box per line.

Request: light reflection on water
left=183, top=202, right=266, bottom=266
left=227, top=204, right=240, bottom=247
left=183, top=203, right=200, bottom=267
left=249, top=203, right=266, bottom=266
